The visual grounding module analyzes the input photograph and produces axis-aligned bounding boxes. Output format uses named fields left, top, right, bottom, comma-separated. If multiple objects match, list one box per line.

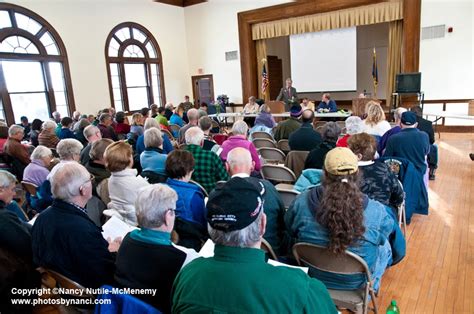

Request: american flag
left=261, top=63, right=269, bottom=94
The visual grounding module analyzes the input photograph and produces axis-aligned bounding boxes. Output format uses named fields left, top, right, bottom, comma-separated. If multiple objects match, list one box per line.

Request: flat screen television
left=395, top=72, right=421, bottom=93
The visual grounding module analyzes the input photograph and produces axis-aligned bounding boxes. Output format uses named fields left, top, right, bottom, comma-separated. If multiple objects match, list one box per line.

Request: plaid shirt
left=186, top=144, right=229, bottom=193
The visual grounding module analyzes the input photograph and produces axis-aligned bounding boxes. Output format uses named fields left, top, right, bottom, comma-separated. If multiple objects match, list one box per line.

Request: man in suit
left=276, top=78, right=298, bottom=111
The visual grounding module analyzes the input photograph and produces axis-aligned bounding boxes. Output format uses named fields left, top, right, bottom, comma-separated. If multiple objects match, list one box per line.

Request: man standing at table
left=276, top=78, right=298, bottom=111
left=317, top=93, right=338, bottom=113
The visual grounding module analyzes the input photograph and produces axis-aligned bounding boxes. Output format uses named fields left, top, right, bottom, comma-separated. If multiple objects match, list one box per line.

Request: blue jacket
left=136, top=134, right=173, bottom=156
left=95, top=285, right=161, bottom=314
left=58, top=128, right=76, bottom=140
left=285, top=186, right=405, bottom=290
left=169, top=114, right=184, bottom=137
left=294, top=169, right=323, bottom=192
left=166, top=178, right=206, bottom=228
left=379, top=156, right=429, bottom=222
left=32, top=200, right=115, bottom=288
left=140, top=148, right=167, bottom=175
left=317, top=100, right=337, bottom=112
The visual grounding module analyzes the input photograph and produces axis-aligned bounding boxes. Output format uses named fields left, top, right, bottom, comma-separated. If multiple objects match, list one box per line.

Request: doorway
left=191, top=74, right=214, bottom=108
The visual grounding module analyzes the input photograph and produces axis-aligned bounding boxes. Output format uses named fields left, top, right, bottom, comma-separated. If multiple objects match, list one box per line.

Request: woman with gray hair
left=136, top=118, right=174, bottom=156
left=304, top=122, right=342, bottom=169
left=114, top=184, right=198, bottom=313
left=140, top=127, right=168, bottom=183
left=23, top=145, right=53, bottom=187
left=336, top=116, right=363, bottom=148
left=38, top=120, right=60, bottom=149
left=220, top=120, right=261, bottom=171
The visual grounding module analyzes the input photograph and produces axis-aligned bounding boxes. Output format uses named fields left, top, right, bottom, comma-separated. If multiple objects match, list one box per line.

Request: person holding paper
left=32, top=163, right=119, bottom=288
left=172, top=177, right=337, bottom=314
left=276, top=78, right=298, bottom=111
left=115, top=184, right=199, bottom=313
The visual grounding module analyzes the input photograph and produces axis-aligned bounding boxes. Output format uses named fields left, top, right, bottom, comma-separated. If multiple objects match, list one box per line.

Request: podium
left=266, top=101, right=286, bottom=114
left=352, top=98, right=380, bottom=118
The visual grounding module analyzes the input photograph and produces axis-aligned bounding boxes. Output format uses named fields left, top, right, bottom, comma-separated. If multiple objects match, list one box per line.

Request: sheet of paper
left=101, top=216, right=137, bottom=240
left=28, top=215, right=38, bottom=226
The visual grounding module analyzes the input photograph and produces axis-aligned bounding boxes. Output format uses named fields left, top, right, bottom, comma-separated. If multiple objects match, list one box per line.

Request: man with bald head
left=179, top=108, right=199, bottom=144
left=80, top=125, right=102, bottom=165
left=32, top=163, right=119, bottom=288
left=219, top=147, right=286, bottom=255
left=288, top=109, right=322, bottom=151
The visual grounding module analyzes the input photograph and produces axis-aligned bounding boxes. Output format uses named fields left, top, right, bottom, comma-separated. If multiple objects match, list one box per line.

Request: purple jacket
left=378, top=126, right=401, bottom=155
left=220, top=135, right=261, bottom=171
left=23, top=159, right=50, bottom=187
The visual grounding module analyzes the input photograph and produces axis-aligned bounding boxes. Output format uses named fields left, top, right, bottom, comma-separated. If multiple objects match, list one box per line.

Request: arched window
left=0, top=3, right=75, bottom=124
left=105, top=22, right=165, bottom=112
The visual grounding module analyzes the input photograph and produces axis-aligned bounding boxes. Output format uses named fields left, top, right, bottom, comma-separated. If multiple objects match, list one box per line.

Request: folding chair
left=397, top=179, right=407, bottom=236
left=252, top=138, right=277, bottom=149
left=261, top=238, right=278, bottom=260
left=260, top=164, right=296, bottom=185
left=168, top=124, right=181, bottom=138
left=277, top=139, right=290, bottom=154
left=258, top=147, right=286, bottom=164
left=276, top=186, right=300, bottom=209
left=285, top=150, right=309, bottom=178
left=251, top=131, right=275, bottom=141
left=293, top=243, right=378, bottom=314
left=189, top=179, right=209, bottom=197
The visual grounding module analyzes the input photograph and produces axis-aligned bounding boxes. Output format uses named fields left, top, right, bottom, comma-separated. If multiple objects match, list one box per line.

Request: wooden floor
left=377, top=133, right=474, bottom=313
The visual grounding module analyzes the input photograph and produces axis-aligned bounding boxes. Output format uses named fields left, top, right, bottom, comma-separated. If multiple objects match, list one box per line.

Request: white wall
left=420, top=0, right=473, bottom=100
left=183, top=0, right=292, bottom=104
left=10, top=0, right=190, bottom=115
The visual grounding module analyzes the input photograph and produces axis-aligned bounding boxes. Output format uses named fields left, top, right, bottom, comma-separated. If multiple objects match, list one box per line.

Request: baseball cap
left=206, top=177, right=264, bottom=232
left=324, top=147, right=358, bottom=176
left=401, top=111, right=417, bottom=126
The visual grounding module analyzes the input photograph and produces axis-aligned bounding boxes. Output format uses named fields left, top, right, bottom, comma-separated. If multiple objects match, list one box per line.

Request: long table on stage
left=209, top=111, right=351, bottom=119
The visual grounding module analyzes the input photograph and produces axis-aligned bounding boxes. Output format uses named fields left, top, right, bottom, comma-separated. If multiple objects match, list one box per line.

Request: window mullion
left=0, top=62, right=15, bottom=124
left=119, top=62, right=129, bottom=112
left=43, top=61, right=56, bottom=115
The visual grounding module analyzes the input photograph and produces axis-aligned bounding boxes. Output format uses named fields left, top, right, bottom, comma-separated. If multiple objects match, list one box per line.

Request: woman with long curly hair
left=362, top=101, right=391, bottom=137
left=285, top=147, right=406, bottom=291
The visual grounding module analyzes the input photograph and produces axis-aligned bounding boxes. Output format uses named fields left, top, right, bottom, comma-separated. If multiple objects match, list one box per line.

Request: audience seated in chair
left=3, top=125, right=31, bottom=180
left=336, top=116, right=364, bottom=148
left=28, top=118, right=43, bottom=147
left=172, top=177, right=337, bottom=313
left=23, top=145, right=53, bottom=187
left=114, top=184, right=199, bottom=313
left=80, top=125, right=102, bottom=165
left=184, top=127, right=229, bottom=193
left=304, top=122, right=341, bottom=170
left=104, top=141, right=149, bottom=226
left=219, top=147, right=286, bottom=256
left=98, top=113, right=118, bottom=141
left=135, top=118, right=174, bottom=156
left=155, top=106, right=170, bottom=130
left=289, top=109, right=322, bottom=151
left=411, top=105, right=438, bottom=180
left=220, top=120, right=261, bottom=172
left=32, top=163, right=120, bottom=288
left=273, top=104, right=302, bottom=142
left=285, top=148, right=406, bottom=292
left=249, top=104, right=276, bottom=139
left=178, top=108, right=199, bottom=145
left=73, top=118, right=91, bottom=146
left=170, top=105, right=185, bottom=137
left=114, top=111, right=131, bottom=140
left=130, top=113, right=145, bottom=137
left=362, top=101, right=391, bottom=137
left=348, top=133, right=404, bottom=211
left=85, top=138, right=113, bottom=193
left=140, top=127, right=168, bottom=183
left=58, top=117, right=76, bottom=140
left=38, top=120, right=60, bottom=149
left=199, top=116, right=220, bottom=153
left=378, top=107, right=407, bottom=155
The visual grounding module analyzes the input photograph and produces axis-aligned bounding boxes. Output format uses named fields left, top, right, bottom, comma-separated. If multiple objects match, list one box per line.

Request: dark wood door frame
left=191, top=74, right=214, bottom=107
left=237, top=0, right=421, bottom=102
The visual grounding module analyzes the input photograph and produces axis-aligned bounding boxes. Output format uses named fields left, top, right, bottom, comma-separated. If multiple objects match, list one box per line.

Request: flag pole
left=372, top=47, right=378, bottom=98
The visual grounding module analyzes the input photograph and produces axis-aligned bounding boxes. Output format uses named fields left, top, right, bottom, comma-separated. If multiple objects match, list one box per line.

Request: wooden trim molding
left=153, top=0, right=206, bottom=7
left=238, top=0, right=421, bottom=103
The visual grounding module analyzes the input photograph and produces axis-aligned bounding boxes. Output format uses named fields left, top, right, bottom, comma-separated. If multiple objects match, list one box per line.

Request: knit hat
left=401, top=111, right=417, bottom=126
left=290, top=104, right=303, bottom=117
left=207, top=177, right=264, bottom=232
left=324, top=147, right=358, bottom=175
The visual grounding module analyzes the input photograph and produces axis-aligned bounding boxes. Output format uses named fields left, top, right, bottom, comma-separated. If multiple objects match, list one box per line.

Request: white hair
left=0, top=170, right=16, bottom=188
left=209, top=211, right=263, bottom=248
left=394, top=107, right=407, bottom=122
left=227, top=147, right=252, bottom=169
left=83, top=125, right=99, bottom=139
left=31, top=145, right=53, bottom=160
left=144, top=127, right=163, bottom=148
left=50, top=163, right=90, bottom=202
left=8, top=125, right=24, bottom=137
left=136, top=184, right=178, bottom=228
left=185, top=127, right=204, bottom=145
left=56, top=139, right=83, bottom=160
left=187, top=109, right=199, bottom=122
left=144, top=118, right=159, bottom=130
left=42, top=120, right=57, bottom=131
left=73, top=111, right=81, bottom=119
left=52, top=111, right=61, bottom=118
left=231, top=120, right=248, bottom=136
left=165, top=103, right=174, bottom=110
left=345, top=116, right=364, bottom=135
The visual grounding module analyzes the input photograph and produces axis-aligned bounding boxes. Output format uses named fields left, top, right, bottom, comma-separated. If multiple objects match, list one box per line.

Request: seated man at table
left=289, top=110, right=322, bottom=151
left=172, top=177, right=337, bottom=313
left=317, top=93, right=337, bottom=113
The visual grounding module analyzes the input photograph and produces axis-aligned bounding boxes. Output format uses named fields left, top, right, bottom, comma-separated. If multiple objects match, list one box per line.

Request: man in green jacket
left=171, top=177, right=337, bottom=314
left=273, top=104, right=302, bottom=141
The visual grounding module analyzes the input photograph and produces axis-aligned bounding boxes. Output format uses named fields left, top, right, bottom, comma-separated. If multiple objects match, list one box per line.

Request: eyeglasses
left=167, top=209, right=176, bottom=214
left=82, top=174, right=95, bottom=186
